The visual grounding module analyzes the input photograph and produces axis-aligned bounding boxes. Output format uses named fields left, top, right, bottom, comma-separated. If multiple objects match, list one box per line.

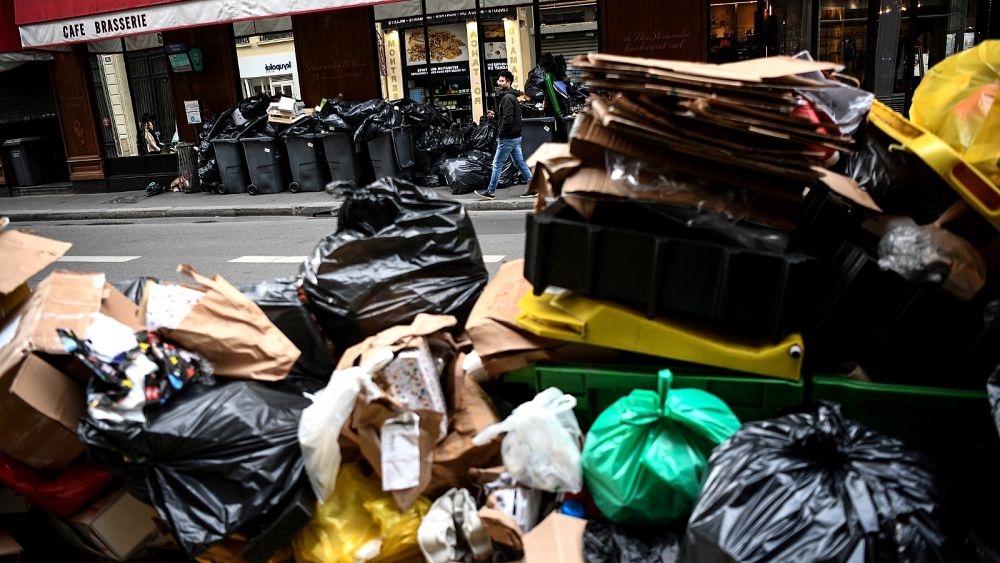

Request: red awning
left=0, top=0, right=22, bottom=53
left=14, top=0, right=399, bottom=49
left=14, top=0, right=186, bottom=26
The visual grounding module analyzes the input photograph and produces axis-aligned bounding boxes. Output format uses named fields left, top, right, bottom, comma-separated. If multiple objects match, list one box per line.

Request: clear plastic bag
left=473, top=387, right=582, bottom=493
left=877, top=219, right=986, bottom=301
left=299, top=348, right=393, bottom=504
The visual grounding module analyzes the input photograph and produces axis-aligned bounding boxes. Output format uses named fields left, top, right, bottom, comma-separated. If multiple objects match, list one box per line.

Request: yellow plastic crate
left=515, top=291, right=804, bottom=381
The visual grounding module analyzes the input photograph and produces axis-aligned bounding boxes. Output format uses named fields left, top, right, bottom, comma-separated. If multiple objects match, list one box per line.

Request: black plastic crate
left=524, top=201, right=819, bottom=340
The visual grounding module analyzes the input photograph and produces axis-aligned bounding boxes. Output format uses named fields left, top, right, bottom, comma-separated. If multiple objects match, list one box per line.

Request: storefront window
left=89, top=34, right=178, bottom=159
left=818, top=0, right=869, bottom=84
left=234, top=17, right=301, bottom=100
left=375, top=0, right=540, bottom=123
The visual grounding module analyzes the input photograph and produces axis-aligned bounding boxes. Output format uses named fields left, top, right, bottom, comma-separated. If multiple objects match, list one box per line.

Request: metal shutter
left=0, top=62, right=57, bottom=126
left=540, top=29, right=599, bottom=60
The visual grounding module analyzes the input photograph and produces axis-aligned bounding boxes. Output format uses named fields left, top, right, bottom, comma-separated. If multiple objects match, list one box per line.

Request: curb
left=5, top=199, right=535, bottom=222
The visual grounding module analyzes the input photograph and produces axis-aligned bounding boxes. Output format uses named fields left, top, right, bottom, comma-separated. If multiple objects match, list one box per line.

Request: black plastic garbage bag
left=683, top=403, right=956, bottom=563
left=78, top=380, right=308, bottom=556
left=354, top=103, right=405, bottom=148
left=330, top=98, right=385, bottom=130
left=584, top=520, right=680, bottom=563
left=441, top=123, right=470, bottom=155
left=111, top=277, right=159, bottom=305
left=238, top=277, right=334, bottom=390
left=236, top=93, right=272, bottom=122
left=281, top=115, right=322, bottom=137
left=442, top=150, right=493, bottom=195
left=413, top=171, right=442, bottom=188
left=301, top=177, right=489, bottom=352
left=416, top=125, right=447, bottom=158
left=798, top=81, right=873, bottom=138
left=402, top=101, right=437, bottom=132
left=525, top=65, right=547, bottom=102
left=467, top=118, right=496, bottom=153
left=498, top=158, right=525, bottom=189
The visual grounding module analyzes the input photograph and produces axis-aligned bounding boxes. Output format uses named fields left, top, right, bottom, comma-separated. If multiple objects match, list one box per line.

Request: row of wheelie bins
left=210, top=117, right=570, bottom=195
left=211, top=127, right=414, bottom=195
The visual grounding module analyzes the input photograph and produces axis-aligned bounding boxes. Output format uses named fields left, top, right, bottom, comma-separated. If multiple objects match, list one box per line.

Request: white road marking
left=482, top=255, right=506, bottom=263
left=229, top=256, right=309, bottom=264
left=57, top=256, right=141, bottom=263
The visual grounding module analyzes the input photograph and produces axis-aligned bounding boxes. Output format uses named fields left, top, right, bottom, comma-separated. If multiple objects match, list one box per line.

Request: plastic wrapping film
left=604, top=152, right=792, bottom=252
left=683, top=403, right=959, bottom=562
left=877, top=219, right=987, bottom=301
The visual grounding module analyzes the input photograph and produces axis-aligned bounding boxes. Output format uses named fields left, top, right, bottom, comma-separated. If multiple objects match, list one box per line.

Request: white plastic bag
left=298, top=347, right=393, bottom=503
left=472, top=387, right=582, bottom=493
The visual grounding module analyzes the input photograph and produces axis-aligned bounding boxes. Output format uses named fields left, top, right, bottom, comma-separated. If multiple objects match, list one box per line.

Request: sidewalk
left=1, top=183, right=536, bottom=222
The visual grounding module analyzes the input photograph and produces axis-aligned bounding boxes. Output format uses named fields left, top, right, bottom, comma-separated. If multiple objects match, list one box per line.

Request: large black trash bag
left=525, top=64, right=547, bottom=102
left=467, top=117, right=497, bottom=153
left=441, top=122, right=471, bottom=155
left=235, top=93, right=272, bottom=122
left=301, top=178, right=489, bottom=352
left=442, top=150, right=493, bottom=195
left=238, top=277, right=334, bottom=391
left=498, top=158, right=525, bottom=188
left=329, top=98, right=385, bottom=130
left=353, top=103, right=405, bottom=149
left=111, top=277, right=159, bottom=305
left=584, top=520, right=680, bottom=563
left=683, top=403, right=958, bottom=563
left=78, top=380, right=308, bottom=556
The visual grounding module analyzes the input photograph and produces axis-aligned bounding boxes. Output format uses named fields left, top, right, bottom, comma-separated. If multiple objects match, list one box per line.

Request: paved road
left=18, top=210, right=529, bottom=286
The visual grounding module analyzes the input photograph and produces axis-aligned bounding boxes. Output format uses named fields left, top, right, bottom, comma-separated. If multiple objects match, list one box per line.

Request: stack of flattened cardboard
left=562, top=53, right=881, bottom=221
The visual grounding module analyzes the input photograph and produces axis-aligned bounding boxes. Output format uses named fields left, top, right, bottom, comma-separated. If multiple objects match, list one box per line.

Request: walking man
left=476, top=70, right=534, bottom=200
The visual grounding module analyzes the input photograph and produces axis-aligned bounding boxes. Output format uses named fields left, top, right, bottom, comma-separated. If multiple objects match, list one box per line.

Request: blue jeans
left=485, top=136, right=533, bottom=195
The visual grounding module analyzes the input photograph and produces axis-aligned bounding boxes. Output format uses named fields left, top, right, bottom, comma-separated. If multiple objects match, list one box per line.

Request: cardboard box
left=69, top=489, right=159, bottom=561
left=0, top=530, right=22, bottom=561
left=0, top=221, right=72, bottom=321
left=465, top=260, right=618, bottom=377
left=0, top=271, right=142, bottom=471
left=522, top=513, right=586, bottom=563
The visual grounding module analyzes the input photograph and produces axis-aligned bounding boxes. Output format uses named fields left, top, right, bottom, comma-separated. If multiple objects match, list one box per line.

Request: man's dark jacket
left=497, top=88, right=523, bottom=139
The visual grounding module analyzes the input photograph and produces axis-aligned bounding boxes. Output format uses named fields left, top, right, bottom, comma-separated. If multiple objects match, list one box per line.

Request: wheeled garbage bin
left=283, top=133, right=328, bottom=192
left=367, top=126, right=413, bottom=180
left=520, top=117, right=556, bottom=161
left=241, top=136, right=289, bottom=195
left=320, top=131, right=362, bottom=185
left=211, top=138, right=250, bottom=194
left=2, top=136, right=50, bottom=186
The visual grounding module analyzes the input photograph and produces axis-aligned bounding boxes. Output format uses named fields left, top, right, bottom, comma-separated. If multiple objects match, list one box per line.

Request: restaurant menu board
left=405, top=24, right=470, bottom=76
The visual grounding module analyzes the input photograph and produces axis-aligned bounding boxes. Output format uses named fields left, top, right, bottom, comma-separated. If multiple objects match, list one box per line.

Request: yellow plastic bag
left=293, top=463, right=430, bottom=563
left=910, top=40, right=1000, bottom=185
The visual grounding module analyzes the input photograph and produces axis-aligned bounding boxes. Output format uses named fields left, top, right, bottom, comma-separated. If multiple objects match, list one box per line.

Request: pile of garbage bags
left=5, top=44, right=1000, bottom=562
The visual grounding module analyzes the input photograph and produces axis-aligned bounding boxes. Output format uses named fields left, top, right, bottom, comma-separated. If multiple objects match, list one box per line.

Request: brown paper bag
left=338, top=314, right=502, bottom=510
left=151, top=264, right=300, bottom=381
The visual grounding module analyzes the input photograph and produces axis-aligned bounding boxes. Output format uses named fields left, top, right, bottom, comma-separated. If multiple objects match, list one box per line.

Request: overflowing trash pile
left=2, top=42, right=1000, bottom=562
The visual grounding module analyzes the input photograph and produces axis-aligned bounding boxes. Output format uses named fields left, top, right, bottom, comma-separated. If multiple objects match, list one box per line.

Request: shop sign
left=467, top=22, right=484, bottom=122
left=383, top=7, right=515, bottom=29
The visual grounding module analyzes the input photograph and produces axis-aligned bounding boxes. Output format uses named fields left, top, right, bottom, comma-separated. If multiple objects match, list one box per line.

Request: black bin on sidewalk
left=2, top=136, right=50, bottom=186
left=368, top=126, right=413, bottom=180
left=321, top=131, right=362, bottom=185
left=211, top=138, right=250, bottom=194
left=520, top=117, right=556, bottom=161
left=283, top=133, right=328, bottom=192
left=241, top=136, right=289, bottom=195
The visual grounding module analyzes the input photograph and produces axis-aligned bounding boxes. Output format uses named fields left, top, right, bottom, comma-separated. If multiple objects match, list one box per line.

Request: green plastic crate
left=503, top=363, right=805, bottom=430
left=809, top=375, right=997, bottom=457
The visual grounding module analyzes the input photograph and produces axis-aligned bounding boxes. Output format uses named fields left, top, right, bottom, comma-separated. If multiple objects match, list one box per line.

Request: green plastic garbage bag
left=582, top=369, right=740, bottom=524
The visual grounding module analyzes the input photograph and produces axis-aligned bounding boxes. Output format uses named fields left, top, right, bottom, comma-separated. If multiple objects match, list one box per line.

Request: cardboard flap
left=10, top=354, right=84, bottom=432
left=0, top=530, right=23, bottom=556
left=0, top=229, right=72, bottom=295
left=337, top=314, right=458, bottom=370
left=523, top=513, right=585, bottom=563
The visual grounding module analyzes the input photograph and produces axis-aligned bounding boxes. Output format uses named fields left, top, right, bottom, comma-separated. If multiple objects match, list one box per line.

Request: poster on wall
left=404, top=24, right=470, bottom=77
